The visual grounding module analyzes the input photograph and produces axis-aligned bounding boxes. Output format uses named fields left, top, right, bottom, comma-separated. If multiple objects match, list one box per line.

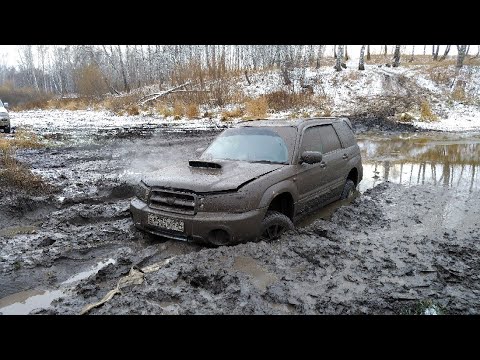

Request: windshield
left=202, top=127, right=291, bottom=164
left=0, top=100, right=3, bottom=107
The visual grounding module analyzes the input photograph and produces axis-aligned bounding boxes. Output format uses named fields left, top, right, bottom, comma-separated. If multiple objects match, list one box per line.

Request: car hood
left=142, top=159, right=285, bottom=192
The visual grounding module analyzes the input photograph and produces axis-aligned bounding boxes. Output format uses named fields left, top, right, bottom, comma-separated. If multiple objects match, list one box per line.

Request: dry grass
left=221, top=107, right=244, bottom=121
left=126, top=104, right=140, bottom=116
left=419, top=100, right=438, bottom=121
left=344, top=71, right=361, bottom=81
left=0, top=130, right=53, bottom=194
left=186, top=103, right=200, bottom=119
left=154, top=102, right=173, bottom=117
left=245, top=96, right=268, bottom=118
left=173, top=101, right=185, bottom=118
left=424, top=65, right=456, bottom=86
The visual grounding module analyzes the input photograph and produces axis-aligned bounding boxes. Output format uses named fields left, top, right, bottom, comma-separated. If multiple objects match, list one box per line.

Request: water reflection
left=358, top=134, right=480, bottom=193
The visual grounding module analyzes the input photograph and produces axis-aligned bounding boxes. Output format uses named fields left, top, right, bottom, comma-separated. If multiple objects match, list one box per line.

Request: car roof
left=236, top=117, right=349, bottom=130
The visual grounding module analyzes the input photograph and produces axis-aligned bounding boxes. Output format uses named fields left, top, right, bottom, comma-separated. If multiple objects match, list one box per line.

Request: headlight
left=197, top=190, right=259, bottom=213
left=134, top=181, right=150, bottom=202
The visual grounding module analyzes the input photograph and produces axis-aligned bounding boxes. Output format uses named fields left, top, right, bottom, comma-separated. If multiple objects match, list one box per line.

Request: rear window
left=301, top=125, right=342, bottom=154
left=332, top=121, right=356, bottom=148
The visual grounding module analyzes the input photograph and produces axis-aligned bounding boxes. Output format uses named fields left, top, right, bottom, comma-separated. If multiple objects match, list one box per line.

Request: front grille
left=149, top=188, right=196, bottom=215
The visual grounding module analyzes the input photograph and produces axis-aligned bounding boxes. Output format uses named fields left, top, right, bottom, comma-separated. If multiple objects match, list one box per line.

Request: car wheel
left=340, top=179, right=356, bottom=200
left=260, top=211, right=294, bottom=241
left=5, top=126, right=10, bottom=133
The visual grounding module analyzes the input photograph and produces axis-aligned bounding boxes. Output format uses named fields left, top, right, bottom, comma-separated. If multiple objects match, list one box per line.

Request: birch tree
left=334, top=45, right=344, bottom=71
left=456, top=45, right=468, bottom=68
left=359, top=45, right=366, bottom=70
left=392, top=45, right=401, bottom=67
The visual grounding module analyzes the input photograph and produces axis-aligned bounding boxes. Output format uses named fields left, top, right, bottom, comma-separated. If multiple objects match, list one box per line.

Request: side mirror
left=195, top=147, right=205, bottom=155
left=300, top=151, right=323, bottom=164
left=3, top=102, right=8, bottom=108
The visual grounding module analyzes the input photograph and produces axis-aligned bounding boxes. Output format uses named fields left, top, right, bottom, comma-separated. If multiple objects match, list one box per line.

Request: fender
left=258, top=179, right=299, bottom=209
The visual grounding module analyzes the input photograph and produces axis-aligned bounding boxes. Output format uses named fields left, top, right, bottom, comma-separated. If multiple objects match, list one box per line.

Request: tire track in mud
left=1, top=130, right=215, bottom=306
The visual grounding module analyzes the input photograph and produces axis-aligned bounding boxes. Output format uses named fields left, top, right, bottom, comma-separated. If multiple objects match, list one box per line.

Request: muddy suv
left=131, top=117, right=363, bottom=245
left=0, top=99, right=10, bottom=133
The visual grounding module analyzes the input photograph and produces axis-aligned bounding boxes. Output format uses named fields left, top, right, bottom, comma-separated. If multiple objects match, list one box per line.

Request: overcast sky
left=0, top=45, right=469, bottom=67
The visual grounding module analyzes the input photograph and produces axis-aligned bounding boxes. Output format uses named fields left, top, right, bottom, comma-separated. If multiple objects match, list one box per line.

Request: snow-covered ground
left=9, top=109, right=225, bottom=134
left=7, top=62, right=480, bottom=133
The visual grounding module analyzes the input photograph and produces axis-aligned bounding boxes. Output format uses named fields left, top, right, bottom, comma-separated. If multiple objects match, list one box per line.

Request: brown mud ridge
left=33, top=182, right=480, bottom=315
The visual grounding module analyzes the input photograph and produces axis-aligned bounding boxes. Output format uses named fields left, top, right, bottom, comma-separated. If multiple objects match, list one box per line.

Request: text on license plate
left=147, top=214, right=184, bottom=232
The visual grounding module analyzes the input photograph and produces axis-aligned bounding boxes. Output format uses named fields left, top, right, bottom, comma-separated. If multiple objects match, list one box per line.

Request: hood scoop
left=189, top=160, right=222, bottom=169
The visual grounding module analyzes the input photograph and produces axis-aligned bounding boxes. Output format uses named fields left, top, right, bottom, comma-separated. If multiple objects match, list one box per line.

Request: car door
left=295, top=125, right=328, bottom=215
left=317, top=124, right=345, bottom=200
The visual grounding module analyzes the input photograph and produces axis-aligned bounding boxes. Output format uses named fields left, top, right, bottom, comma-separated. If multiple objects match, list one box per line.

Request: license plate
left=147, top=214, right=184, bottom=232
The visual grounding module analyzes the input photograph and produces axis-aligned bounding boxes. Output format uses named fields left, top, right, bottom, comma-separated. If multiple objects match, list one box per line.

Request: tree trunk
left=359, top=45, right=366, bottom=70
left=392, top=45, right=401, bottom=67
left=366, top=45, right=371, bottom=61
left=456, top=45, right=467, bottom=68
left=117, top=45, right=130, bottom=92
left=384, top=45, right=387, bottom=57
left=334, top=45, right=344, bottom=71
left=409, top=45, right=415, bottom=62
left=345, top=45, right=349, bottom=61
left=439, top=45, right=451, bottom=61
left=333, top=45, right=337, bottom=59
left=423, top=45, right=427, bottom=56
left=433, top=45, right=440, bottom=61
left=244, top=70, right=251, bottom=85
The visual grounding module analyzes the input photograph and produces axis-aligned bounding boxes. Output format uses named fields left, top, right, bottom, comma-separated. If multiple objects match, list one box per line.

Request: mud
left=1, top=116, right=480, bottom=314
left=36, top=183, right=480, bottom=315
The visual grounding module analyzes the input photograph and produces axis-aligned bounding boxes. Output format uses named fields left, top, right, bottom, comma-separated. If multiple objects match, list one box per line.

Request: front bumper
left=130, top=197, right=266, bottom=244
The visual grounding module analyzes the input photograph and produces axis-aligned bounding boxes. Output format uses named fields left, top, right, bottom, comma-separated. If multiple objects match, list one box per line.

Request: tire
left=340, top=179, right=356, bottom=200
left=260, top=211, right=294, bottom=241
left=4, top=125, right=10, bottom=134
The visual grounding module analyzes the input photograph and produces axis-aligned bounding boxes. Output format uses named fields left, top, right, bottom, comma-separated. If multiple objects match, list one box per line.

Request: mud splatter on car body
left=131, top=118, right=363, bottom=245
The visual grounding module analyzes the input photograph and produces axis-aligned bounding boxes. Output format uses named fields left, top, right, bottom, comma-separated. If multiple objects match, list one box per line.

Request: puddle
left=358, top=133, right=480, bottom=193
left=297, top=132, right=480, bottom=228
left=0, top=258, right=116, bottom=315
left=61, top=258, right=115, bottom=284
left=0, top=289, right=64, bottom=315
left=232, top=256, right=277, bottom=292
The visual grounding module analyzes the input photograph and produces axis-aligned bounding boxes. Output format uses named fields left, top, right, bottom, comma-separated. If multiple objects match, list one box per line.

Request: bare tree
left=334, top=45, right=344, bottom=71
left=456, top=45, right=468, bottom=68
left=439, top=45, right=451, bottom=61
left=423, top=45, right=427, bottom=56
left=392, top=45, right=401, bottom=67
left=409, top=45, right=415, bottom=62
left=345, top=45, right=349, bottom=61
left=359, top=45, right=366, bottom=70
left=433, top=45, right=440, bottom=61
left=366, top=45, right=371, bottom=61
left=384, top=45, right=387, bottom=57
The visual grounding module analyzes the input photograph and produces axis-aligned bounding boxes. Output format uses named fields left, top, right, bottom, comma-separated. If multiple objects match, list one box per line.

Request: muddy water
left=299, top=132, right=480, bottom=226
left=0, top=258, right=116, bottom=315
left=358, top=132, right=480, bottom=193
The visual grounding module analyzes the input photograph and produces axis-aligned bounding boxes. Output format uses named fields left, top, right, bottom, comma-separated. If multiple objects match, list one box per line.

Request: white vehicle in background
left=0, top=99, right=10, bottom=133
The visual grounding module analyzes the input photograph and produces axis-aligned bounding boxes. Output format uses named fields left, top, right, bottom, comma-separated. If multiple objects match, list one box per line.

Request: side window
left=318, top=125, right=342, bottom=153
left=332, top=121, right=356, bottom=148
left=300, top=126, right=323, bottom=154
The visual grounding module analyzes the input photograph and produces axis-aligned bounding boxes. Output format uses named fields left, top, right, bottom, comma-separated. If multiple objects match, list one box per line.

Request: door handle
left=320, top=162, right=326, bottom=168
left=342, top=154, right=348, bottom=160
